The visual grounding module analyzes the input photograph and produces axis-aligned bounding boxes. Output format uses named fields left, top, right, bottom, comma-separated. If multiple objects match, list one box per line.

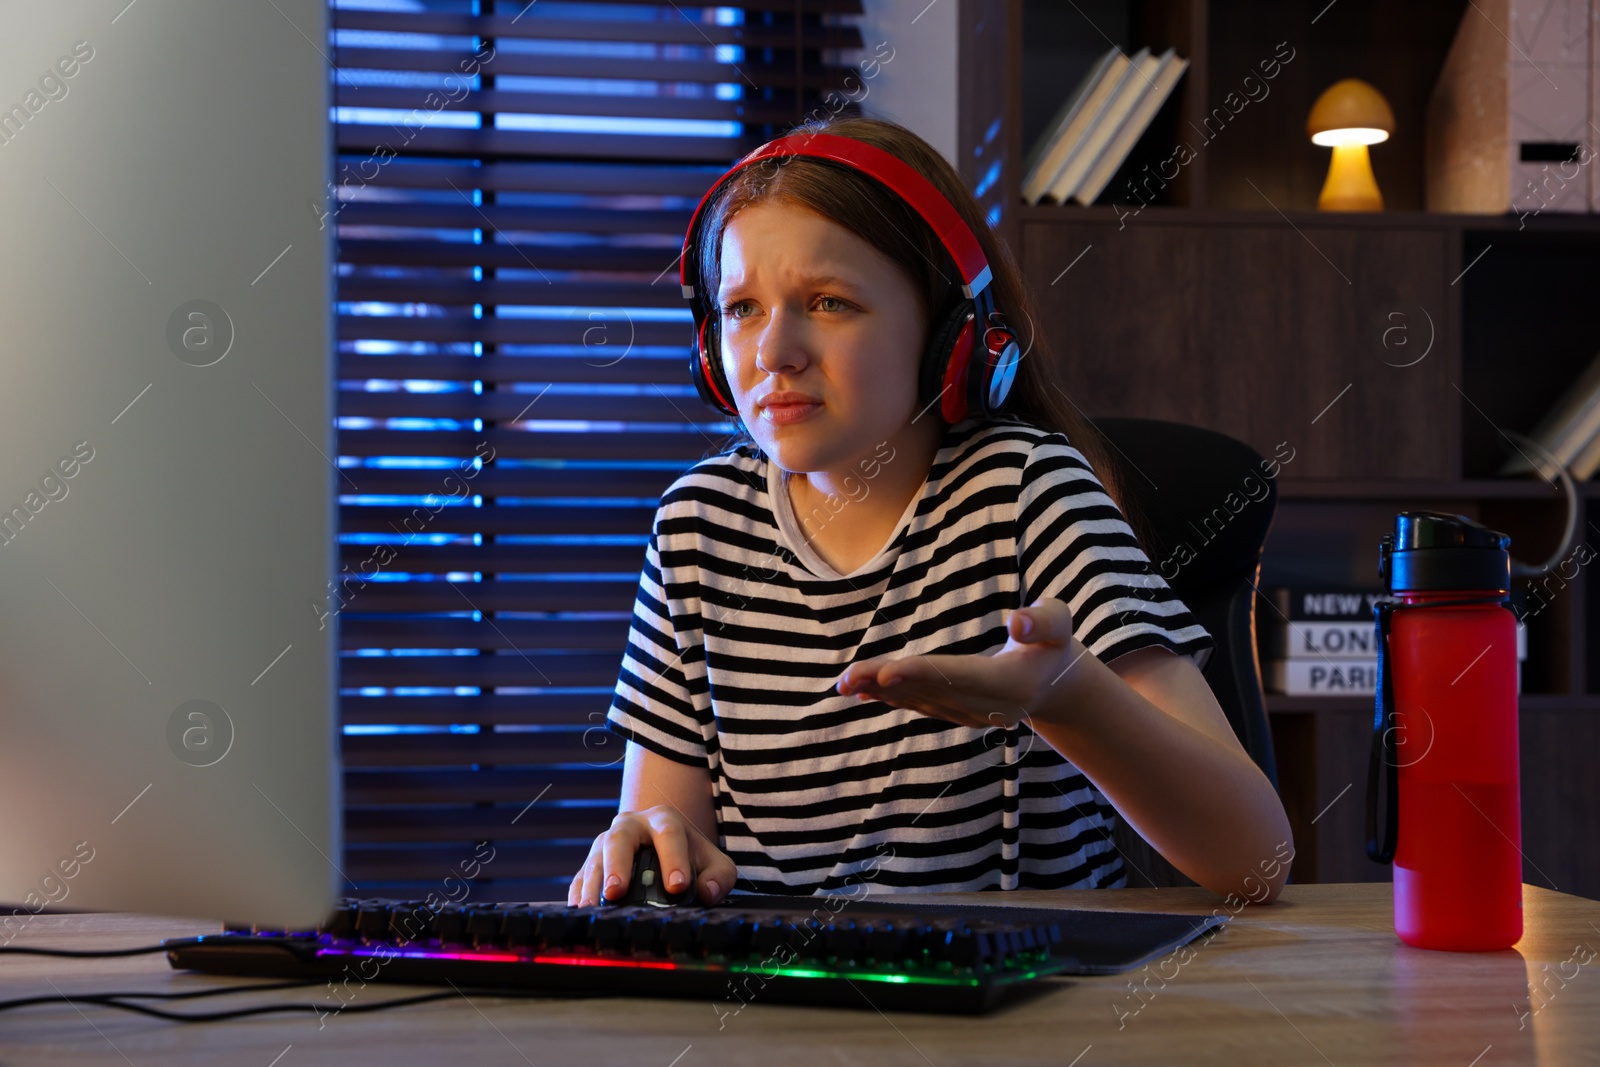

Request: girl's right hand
left=568, top=804, right=737, bottom=907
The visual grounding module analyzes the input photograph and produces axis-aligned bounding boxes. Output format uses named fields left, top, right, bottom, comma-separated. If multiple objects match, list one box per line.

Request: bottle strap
left=1366, top=600, right=1400, bottom=863
left=1364, top=593, right=1510, bottom=865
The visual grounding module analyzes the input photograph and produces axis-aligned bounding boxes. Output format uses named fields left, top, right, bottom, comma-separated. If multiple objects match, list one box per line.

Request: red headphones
left=680, top=132, right=1022, bottom=425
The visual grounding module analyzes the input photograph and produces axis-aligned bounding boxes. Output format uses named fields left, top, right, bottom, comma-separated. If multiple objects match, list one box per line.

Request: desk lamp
left=1307, top=78, right=1395, bottom=211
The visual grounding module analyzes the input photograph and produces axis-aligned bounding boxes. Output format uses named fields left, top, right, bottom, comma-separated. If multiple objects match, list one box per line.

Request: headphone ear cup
left=703, top=316, right=739, bottom=417
left=691, top=314, right=737, bottom=417
left=690, top=316, right=714, bottom=405
left=922, top=302, right=977, bottom=424
left=979, top=324, right=1021, bottom=416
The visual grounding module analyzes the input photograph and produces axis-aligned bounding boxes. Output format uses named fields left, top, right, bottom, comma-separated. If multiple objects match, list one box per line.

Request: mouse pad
left=721, top=894, right=1230, bottom=975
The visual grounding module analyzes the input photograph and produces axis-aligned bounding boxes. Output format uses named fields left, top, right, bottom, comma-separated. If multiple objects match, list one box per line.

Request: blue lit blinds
left=328, top=0, right=865, bottom=899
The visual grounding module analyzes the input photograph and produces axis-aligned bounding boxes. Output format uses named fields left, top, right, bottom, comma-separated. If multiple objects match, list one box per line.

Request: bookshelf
left=956, top=0, right=1600, bottom=897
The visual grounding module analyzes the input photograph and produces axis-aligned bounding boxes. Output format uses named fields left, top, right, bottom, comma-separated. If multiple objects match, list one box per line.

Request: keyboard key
left=624, top=911, right=669, bottom=954
left=465, top=909, right=501, bottom=947
left=590, top=912, right=630, bottom=950
left=946, top=927, right=981, bottom=968
left=823, top=921, right=863, bottom=961
left=434, top=905, right=467, bottom=946
left=866, top=921, right=907, bottom=962
left=661, top=916, right=698, bottom=956
left=750, top=918, right=790, bottom=956
left=389, top=903, right=435, bottom=945
left=355, top=902, right=392, bottom=943
left=697, top=915, right=749, bottom=956
left=499, top=907, right=536, bottom=948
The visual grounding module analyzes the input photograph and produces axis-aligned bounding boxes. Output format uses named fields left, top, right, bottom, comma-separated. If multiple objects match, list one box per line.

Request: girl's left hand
left=835, top=598, right=1094, bottom=729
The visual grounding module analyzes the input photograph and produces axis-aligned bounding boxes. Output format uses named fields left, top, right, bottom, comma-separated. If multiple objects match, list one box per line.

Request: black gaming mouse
left=617, top=845, right=695, bottom=908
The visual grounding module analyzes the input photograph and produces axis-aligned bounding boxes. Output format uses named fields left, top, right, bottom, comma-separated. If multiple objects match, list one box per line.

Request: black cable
left=0, top=939, right=206, bottom=958
left=0, top=935, right=611, bottom=1022
left=0, top=985, right=605, bottom=1023
left=0, top=937, right=603, bottom=1021
left=1500, top=428, right=1581, bottom=578
left=0, top=988, right=455, bottom=1023
left=83, top=980, right=323, bottom=1000
left=0, top=980, right=322, bottom=1013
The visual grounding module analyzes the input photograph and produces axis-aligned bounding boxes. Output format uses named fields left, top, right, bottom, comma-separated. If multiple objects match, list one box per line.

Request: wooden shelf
left=1272, top=479, right=1600, bottom=500
left=1016, top=203, right=1600, bottom=235
left=1267, top=694, right=1600, bottom=714
left=1265, top=695, right=1369, bottom=713
left=1519, top=695, right=1600, bottom=711
left=965, top=0, right=1600, bottom=899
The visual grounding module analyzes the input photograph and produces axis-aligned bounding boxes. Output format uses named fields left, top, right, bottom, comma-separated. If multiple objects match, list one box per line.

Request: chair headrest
left=1089, top=418, right=1280, bottom=600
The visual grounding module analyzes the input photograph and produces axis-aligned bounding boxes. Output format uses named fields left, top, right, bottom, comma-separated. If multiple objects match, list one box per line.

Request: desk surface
left=3, top=883, right=1597, bottom=1066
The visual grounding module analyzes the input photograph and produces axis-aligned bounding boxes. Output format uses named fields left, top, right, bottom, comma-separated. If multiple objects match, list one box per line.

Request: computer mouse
left=617, top=845, right=695, bottom=908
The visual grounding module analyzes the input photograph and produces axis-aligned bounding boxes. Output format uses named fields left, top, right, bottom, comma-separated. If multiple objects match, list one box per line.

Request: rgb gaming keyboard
left=166, top=896, right=1226, bottom=1014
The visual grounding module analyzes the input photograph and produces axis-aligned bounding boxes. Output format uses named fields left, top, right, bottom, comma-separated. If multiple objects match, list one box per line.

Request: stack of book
left=1264, top=586, right=1526, bottom=696
left=1021, top=45, right=1189, bottom=208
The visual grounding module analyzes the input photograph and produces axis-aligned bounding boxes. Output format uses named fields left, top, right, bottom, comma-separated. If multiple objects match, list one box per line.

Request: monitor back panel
left=0, top=0, right=337, bottom=927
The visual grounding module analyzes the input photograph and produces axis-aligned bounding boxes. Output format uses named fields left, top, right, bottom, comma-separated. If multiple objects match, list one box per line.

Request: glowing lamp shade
left=1306, top=79, right=1395, bottom=212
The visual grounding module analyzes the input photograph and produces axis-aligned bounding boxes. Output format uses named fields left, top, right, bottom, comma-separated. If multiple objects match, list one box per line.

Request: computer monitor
left=0, top=1, right=338, bottom=927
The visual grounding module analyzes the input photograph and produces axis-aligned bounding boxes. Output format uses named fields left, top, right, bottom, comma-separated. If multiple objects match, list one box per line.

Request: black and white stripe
left=606, top=416, right=1214, bottom=896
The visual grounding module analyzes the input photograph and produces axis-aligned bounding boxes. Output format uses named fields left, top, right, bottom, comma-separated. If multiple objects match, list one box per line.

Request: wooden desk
left=3, top=883, right=1597, bottom=1066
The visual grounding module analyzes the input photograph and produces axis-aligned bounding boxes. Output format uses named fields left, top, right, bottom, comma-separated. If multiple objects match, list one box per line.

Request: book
left=1268, top=656, right=1523, bottom=695
left=1496, top=349, right=1600, bottom=481
left=1020, top=48, right=1125, bottom=206
left=1265, top=621, right=1381, bottom=659
left=1046, top=48, right=1154, bottom=204
left=1270, top=587, right=1389, bottom=621
left=1266, top=619, right=1527, bottom=660
left=1268, top=659, right=1380, bottom=695
left=1072, top=50, right=1189, bottom=206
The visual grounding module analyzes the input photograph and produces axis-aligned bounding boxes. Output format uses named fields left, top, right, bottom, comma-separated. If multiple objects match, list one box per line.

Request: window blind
left=329, top=0, right=865, bottom=902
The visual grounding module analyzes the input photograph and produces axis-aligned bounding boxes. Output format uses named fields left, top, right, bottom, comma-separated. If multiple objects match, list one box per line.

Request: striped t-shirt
left=605, top=416, right=1215, bottom=896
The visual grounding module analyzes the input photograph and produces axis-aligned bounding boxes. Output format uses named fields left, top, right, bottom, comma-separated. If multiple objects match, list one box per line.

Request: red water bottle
left=1366, top=512, right=1522, bottom=950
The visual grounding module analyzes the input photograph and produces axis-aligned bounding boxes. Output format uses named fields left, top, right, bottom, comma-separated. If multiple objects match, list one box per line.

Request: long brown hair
left=690, top=113, right=1151, bottom=549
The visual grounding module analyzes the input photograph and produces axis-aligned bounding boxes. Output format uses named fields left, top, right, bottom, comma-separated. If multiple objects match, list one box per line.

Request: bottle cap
left=1379, top=511, right=1510, bottom=594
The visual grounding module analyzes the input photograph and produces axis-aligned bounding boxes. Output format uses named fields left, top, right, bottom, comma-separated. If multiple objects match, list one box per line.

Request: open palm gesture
left=835, top=598, right=1092, bottom=729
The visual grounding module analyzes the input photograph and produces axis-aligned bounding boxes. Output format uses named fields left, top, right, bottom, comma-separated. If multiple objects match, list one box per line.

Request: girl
left=569, top=114, right=1291, bottom=908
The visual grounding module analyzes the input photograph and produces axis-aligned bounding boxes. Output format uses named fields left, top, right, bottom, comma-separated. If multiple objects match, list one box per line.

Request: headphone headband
left=678, top=132, right=994, bottom=305
left=680, top=129, right=1021, bottom=426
